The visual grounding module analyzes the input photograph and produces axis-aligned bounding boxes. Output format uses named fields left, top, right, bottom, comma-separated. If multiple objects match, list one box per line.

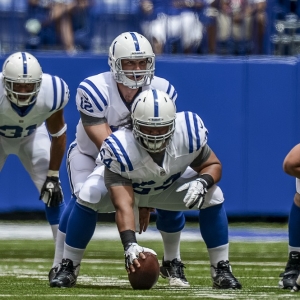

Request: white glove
left=176, top=178, right=208, bottom=209
left=124, top=243, right=157, bottom=269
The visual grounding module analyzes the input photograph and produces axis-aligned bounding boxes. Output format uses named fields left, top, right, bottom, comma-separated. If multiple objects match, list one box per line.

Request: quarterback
left=0, top=52, right=69, bottom=241
left=49, top=32, right=190, bottom=288
left=53, top=89, right=242, bottom=289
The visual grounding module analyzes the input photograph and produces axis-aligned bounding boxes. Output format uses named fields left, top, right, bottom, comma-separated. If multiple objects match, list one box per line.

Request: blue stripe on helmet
left=184, top=111, right=193, bottom=153
left=152, top=89, right=159, bottom=117
left=21, top=52, right=27, bottom=75
left=129, top=32, right=140, bottom=51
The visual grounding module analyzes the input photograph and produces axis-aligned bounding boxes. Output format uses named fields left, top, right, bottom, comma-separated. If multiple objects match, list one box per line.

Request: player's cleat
left=48, top=264, right=60, bottom=285
left=279, top=251, right=300, bottom=289
left=160, top=257, right=190, bottom=287
left=211, top=260, right=242, bottom=289
left=50, top=259, right=79, bottom=288
left=292, top=282, right=300, bottom=292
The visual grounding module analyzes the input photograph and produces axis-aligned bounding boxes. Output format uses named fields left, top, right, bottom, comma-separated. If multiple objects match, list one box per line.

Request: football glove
left=124, top=243, right=157, bottom=269
left=176, top=178, right=208, bottom=209
left=39, top=176, right=63, bottom=207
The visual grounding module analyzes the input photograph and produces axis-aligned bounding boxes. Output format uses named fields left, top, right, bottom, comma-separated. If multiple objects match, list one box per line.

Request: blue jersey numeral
left=100, top=148, right=113, bottom=168
left=133, top=172, right=181, bottom=194
left=80, top=96, right=93, bottom=113
left=0, top=124, right=37, bottom=138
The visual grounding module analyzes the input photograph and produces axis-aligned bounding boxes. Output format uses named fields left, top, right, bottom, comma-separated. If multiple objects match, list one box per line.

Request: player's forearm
left=84, top=123, right=112, bottom=150
left=115, top=208, right=136, bottom=233
left=48, top=133, right=66, bottom=171
left=110, top=186, right=136, bottom=232
left=198, top=163, right=222, bottom=185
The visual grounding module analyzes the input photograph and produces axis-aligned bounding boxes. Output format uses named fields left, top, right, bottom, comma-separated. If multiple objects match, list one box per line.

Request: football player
left=52, top=89, right=242, bottom=290
left=49, top=32, right=190, bottom=288
left=279, top=144, right=300, bottom=290
left=0, top=52, right=69, bottom=241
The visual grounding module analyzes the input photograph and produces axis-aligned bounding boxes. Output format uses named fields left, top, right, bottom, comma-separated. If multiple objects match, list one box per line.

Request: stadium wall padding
left=0, top=54, right=299, bottom=217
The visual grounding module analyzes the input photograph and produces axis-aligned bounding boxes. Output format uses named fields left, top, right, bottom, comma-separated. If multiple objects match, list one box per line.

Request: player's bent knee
left=76, top=197, right=99, bottom=212
left=78, top=185, right=102, bottom=204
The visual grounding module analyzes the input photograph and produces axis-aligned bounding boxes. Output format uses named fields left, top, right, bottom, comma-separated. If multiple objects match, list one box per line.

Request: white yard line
left=0, top=222, right=288, bottom=241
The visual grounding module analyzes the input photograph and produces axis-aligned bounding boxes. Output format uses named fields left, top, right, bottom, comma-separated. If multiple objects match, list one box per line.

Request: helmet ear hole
left=131, top=89, right=176, bottom=153
left=108, top=32, right=155, bottom=89
left=2, top=52, right=42, bottom=107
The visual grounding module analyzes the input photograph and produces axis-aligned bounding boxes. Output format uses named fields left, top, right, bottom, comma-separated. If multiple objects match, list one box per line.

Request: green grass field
left=0, top=222, right=296, bottom=300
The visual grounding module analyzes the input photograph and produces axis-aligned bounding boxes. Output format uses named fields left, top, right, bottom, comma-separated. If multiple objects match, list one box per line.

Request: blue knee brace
left=156, top=209, right=185, bottom=233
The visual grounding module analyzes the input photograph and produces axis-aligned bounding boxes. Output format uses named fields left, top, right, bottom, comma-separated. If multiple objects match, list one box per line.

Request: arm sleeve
left=189, top=144, right=212, bottom=168
left=80, top=111, right=107, bottom=126
left=104, top=167, right=132, bottom=188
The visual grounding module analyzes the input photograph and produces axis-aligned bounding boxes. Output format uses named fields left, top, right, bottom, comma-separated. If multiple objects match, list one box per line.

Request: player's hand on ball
left=176, top=178, right=208, bottom=209
left=39, top=176, right=64, bottom=207
left=124, top=243, right=157, bottom=273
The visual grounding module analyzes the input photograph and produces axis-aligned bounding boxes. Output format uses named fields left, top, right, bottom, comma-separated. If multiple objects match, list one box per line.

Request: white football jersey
left=0, top=73, right=69, bottom=138
left=75, top=71, right=177, bottom=158
left=99, top=111, right=208, bottom=196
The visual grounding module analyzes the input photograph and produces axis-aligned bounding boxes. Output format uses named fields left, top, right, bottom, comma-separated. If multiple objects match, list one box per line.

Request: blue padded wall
left=0, top=54, right=299, bottom=217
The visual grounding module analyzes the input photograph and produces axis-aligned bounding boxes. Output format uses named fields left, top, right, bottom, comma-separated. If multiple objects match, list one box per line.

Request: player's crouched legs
left=51, top=174, right=105, bottom=288
left=156, top=209, right=190, bottom=287
left=199, top=201, right=242, bottom=289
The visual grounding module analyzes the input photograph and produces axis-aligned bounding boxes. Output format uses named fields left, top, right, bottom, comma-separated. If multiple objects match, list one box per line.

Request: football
left=128, top=252, right=160, bottom=290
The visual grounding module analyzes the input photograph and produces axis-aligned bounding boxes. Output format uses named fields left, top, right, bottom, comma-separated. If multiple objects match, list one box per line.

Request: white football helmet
left=108, top=32, right=155, bottom=89
left=131, top=89, right=176, bottom=153
left=2, top=52, right=42, bottom=107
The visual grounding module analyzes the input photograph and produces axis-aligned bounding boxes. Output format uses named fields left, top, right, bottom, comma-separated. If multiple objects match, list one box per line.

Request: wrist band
left=47, top=170, right=59, bottom=177
left=120, top=230, right=137, bottom=250
left=50, top=124, right=67, bottom=137
left=198, top=173, right=214, bottom=189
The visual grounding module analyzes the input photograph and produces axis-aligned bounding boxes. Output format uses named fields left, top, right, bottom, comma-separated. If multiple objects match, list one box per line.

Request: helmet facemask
left=133, top=120, right=175, bottom=153
left=2, top=52, right=42, bottom=107
left=108, top=32, right=155, bottom=89
left=114, top=57, right=154, bottom=89
left=4, top=78, right=41, bottom=107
